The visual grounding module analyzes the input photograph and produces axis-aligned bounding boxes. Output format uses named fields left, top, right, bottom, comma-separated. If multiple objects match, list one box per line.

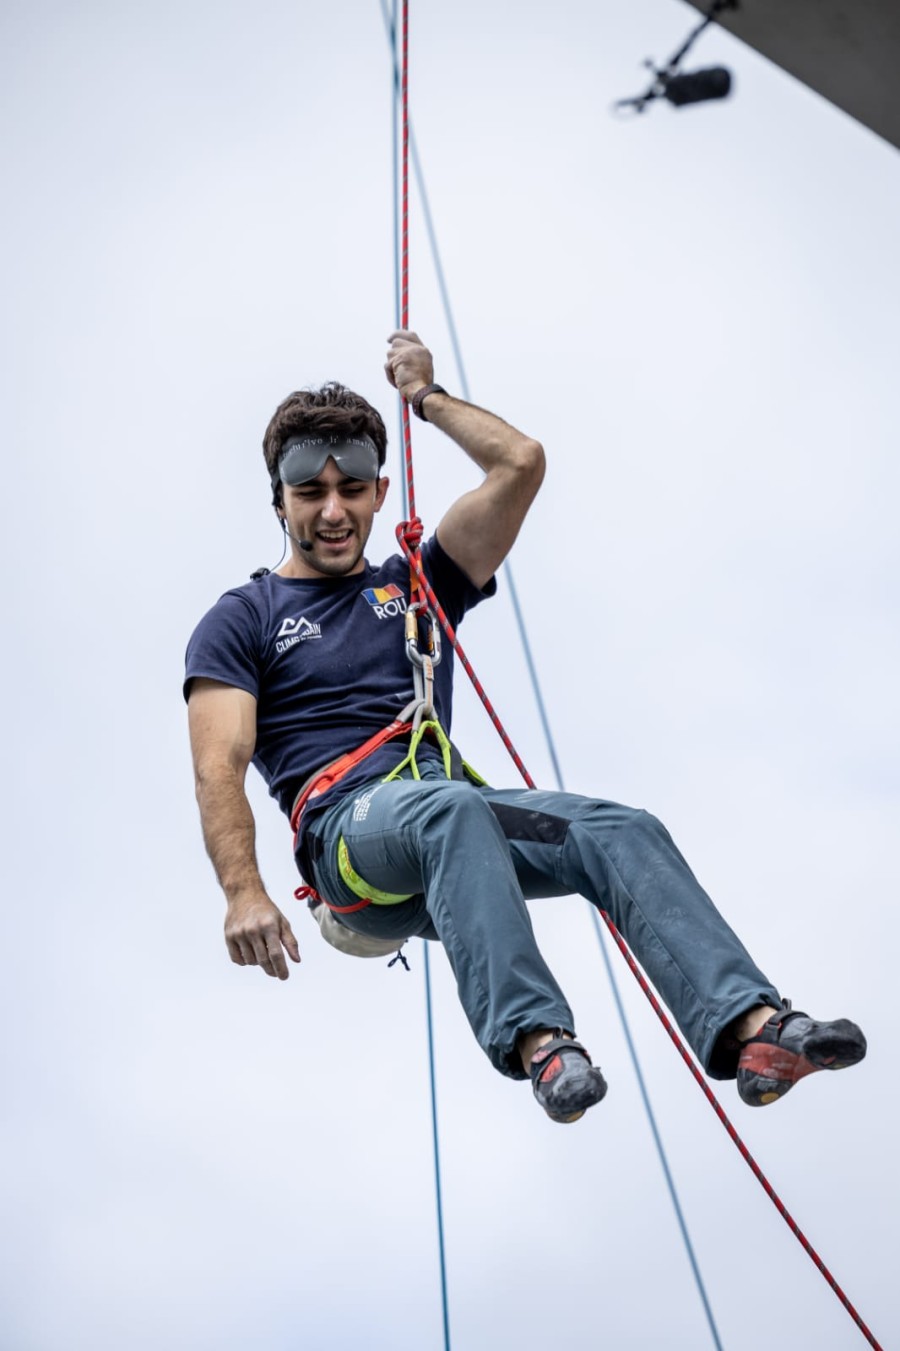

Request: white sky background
left=2, top=1, right=898, bottom=1347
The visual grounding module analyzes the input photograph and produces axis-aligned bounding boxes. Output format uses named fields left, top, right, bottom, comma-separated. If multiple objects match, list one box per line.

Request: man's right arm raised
left=188, top=678, right=301, bottom=980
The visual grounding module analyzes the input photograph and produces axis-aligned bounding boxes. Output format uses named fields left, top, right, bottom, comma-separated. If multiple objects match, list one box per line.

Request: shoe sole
left=803, top=1020, right=868, bottom=1069
left=738, top=1020, right=867, bottom=1106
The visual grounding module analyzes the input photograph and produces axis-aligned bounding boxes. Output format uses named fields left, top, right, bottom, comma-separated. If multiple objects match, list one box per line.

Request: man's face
left=279, top=456, right=389, bottom=578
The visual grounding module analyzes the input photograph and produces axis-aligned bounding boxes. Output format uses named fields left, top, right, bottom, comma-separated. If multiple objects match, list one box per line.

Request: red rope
left=398, top=0, right=422, bottom=607
left=396, top=523, right=537, bottom=788
left=599, top=912, right=883, bottom=1349
left=395, top=0, right=533, bottom=785
left=393, top=3, right=880, bottom=1346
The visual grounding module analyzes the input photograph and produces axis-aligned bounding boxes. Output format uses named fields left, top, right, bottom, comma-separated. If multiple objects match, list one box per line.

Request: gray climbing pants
left=303, top=762, right=780, bottom=1080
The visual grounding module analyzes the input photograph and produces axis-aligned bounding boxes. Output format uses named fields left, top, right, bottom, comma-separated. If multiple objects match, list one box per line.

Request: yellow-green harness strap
left=335, top=717, right=486, bottom=906
left=383, top=717, right=454, bottom=783
left=336, top=835, right=414, bottom=905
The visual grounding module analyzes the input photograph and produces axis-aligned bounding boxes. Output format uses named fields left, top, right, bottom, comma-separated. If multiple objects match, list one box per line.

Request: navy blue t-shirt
left=184, top=535, right=495, bottom=831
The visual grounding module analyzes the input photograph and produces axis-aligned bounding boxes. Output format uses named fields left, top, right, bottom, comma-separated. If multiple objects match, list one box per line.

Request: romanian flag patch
left=362, top=584, right=404, bottom=606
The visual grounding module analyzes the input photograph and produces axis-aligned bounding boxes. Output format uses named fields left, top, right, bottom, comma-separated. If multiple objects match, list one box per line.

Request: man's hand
left=384, top=325, right=545, bottom=591
left=384, top=330, right=434, bottom=401
left=224, top=891, right=301, bottom=980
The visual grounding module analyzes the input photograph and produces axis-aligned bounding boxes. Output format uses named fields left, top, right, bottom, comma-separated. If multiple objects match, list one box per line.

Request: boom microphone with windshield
left=615, top=0, right=737, bottom=115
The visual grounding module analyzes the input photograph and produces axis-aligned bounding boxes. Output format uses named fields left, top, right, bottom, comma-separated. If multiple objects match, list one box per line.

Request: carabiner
left=404, top=602, right=442, bottom=710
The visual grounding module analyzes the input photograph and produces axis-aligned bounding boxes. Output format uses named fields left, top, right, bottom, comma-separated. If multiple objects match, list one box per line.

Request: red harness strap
left=290, top=715, right=420, bottom=914
left=293, top=884, right=371, bottom=917
left=290, top=715, right=415, bottom=846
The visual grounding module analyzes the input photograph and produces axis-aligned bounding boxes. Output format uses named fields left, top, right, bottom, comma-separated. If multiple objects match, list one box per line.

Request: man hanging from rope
left=184, top=331, right=866, bottom=1124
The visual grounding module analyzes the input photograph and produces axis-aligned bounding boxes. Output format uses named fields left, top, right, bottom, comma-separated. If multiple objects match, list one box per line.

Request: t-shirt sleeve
left=422, top=532, right=497, bottom=627
left=183, top=589, right=264, bottom=703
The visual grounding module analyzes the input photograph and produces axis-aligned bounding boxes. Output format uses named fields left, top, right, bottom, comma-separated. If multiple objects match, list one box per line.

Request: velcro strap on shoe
left=529, top=1037, right=591, bottom=1082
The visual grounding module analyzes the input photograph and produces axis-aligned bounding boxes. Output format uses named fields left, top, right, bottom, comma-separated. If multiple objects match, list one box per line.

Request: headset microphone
left=280, top=517, right=315, bottom=552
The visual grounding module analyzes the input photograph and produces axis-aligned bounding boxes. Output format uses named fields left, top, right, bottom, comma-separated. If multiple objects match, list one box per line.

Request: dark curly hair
left=263, top=382, right=388, bottom=505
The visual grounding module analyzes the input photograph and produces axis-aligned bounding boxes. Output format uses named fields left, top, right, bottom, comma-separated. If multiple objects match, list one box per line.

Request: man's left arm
left=385, top=330, right=545, bottom=589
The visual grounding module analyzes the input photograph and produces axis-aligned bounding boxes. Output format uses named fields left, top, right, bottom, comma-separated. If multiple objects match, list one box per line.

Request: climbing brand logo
left=275, top=615, right=322, bottom=653
left=361, top=583, right=408, bottom=620
left=352, top=783, right=386, bottom=822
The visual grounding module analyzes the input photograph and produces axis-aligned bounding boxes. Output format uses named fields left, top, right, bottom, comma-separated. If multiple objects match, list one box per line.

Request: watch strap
left=410, top=383, right=448, bottom=421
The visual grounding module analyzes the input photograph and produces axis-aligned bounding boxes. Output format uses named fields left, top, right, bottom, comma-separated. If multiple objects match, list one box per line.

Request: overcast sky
left=2, top=2, right=898, bottom=1348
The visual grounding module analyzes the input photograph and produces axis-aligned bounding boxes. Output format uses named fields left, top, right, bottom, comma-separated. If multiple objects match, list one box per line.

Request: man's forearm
left=415, top=389, right=543, bottom=480
left=385, top=329, right=544, bottom=586
left=385, top=330, right=543, bottom=481
left=195, top=765, right=266, bottom=902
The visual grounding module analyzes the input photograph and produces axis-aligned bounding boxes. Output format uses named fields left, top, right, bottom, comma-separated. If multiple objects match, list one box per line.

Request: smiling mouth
left=316, top=529, right=353, bottom=546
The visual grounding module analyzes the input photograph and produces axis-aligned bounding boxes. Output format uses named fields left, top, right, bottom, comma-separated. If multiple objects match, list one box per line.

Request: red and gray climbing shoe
left=530, top=1037, right=608, bottom=1124
left=737, top=1001, right=867, bottom=1107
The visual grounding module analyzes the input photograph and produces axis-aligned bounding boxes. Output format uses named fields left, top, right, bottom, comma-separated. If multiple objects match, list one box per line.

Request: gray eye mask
left=278, top=435, right=379, bottom=485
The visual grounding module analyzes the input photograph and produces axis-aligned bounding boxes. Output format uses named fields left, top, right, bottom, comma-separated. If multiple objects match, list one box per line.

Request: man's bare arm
left=188, top=678, right=301, bottom=980
left=385, top=330, right=545, bottom=589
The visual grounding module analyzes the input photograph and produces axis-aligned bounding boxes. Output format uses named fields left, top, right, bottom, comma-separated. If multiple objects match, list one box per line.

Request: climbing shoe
left=736, top=1001, right=867, bottom=1107
left=530, top=1037, right=608, bottom=1124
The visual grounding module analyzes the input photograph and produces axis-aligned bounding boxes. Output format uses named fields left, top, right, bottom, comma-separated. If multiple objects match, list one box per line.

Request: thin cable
left=586, top=907, right=723, bottom=1348
left=500, top=561, right=566, bottom=790
left=390, top=7, right=451, bottom=1350
left=423, top=943, right=452, bottom=1351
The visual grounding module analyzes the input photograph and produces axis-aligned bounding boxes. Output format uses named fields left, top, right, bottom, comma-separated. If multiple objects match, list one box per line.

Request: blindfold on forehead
left=278, top=435, right=380, bottom=486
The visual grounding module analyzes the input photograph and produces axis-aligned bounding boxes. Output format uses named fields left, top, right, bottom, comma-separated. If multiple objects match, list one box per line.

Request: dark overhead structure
left=682, top=0, right=900, bottom=151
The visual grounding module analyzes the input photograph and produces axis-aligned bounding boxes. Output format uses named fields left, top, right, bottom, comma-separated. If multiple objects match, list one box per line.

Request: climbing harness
left=291, top=679, right=484, bottom=918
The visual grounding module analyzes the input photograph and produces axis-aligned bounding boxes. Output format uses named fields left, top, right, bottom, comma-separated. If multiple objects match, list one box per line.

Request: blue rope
left=584, top=907, right=723, bottom=1347
left=503, top=571, right=566, bottom=791
left=423, top=943, right=452, bottom=1351
left=380, top=5, right=721, bottom=1347
left=387, top=8, right=450, bottom=1348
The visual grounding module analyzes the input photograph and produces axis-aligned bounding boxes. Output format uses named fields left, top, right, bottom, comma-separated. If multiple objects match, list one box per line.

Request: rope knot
left=399, top=516, right=424, bottom=552
left=294, top=885, right=322, bottom=907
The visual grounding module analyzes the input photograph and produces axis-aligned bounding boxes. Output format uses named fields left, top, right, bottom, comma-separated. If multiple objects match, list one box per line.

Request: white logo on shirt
left=275, top=615, right=322, bottom=654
